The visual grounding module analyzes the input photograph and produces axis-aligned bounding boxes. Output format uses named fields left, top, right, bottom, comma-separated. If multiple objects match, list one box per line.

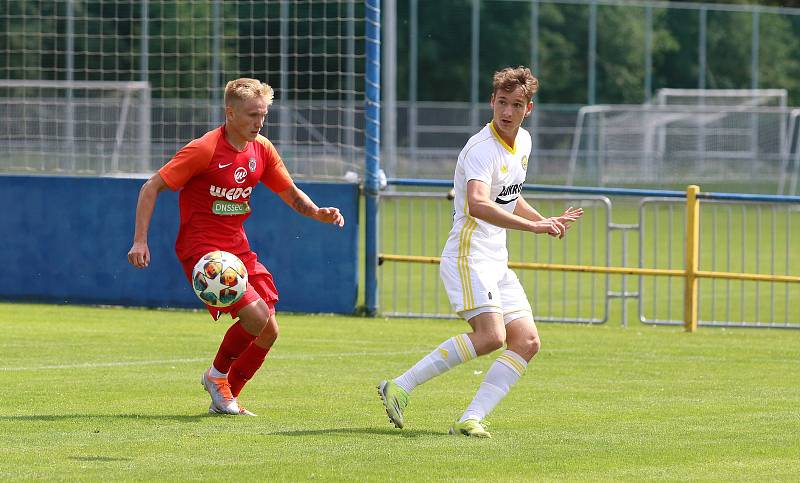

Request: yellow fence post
left=684, top=185, right=700, bottom=332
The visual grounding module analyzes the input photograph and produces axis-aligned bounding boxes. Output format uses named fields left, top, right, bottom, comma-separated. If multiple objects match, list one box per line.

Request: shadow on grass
left=3, top=416, right=448, bottom=438
left=265, top=426, right=445, bottom=438
left=0, top=413, right=209, bottom=423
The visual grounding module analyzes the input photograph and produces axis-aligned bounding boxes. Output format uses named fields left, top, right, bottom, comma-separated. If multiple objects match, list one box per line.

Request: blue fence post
left=365, top=0, right=381, bottom=316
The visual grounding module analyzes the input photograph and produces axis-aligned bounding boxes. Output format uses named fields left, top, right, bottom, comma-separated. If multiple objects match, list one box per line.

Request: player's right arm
left=128, top=134, right=215, bottom=268
left=127, top=173, right=169, bottom=268
left=466, top=179, right=564, bottom=237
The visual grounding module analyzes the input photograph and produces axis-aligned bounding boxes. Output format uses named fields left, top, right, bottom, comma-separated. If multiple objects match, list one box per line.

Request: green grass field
left=2, top=303, right=799, bottom=480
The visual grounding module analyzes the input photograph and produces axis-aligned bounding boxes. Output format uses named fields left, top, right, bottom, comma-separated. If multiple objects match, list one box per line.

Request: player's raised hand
left=550, top=206, right=583, bottom=238
left=531, top=218, right=566, bottom=238
left=128, top=242, right=151, bottom=268
left=314, top=207, right=345, bottom=227
left=557, top=206, right=584, bottom=224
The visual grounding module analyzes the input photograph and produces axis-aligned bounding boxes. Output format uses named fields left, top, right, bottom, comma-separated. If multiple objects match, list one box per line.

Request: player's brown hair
left=492, top=66, right=538, bottom=102
left=224, top=78, right=274, bottom=107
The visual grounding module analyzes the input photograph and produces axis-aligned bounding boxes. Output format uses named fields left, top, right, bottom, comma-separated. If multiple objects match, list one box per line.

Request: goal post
left=568, top=103, right=792, bottom=188
left=655, top=88, right=788, bottom=108
left=655, top=89, right=789, bottom=184
left=568, top=88, right=792, bottom=188
left=0, top=79, right=151, bottom=175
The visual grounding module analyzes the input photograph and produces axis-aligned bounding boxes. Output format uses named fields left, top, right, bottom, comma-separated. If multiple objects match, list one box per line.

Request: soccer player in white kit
left=378, top=66, right=583, bottom=438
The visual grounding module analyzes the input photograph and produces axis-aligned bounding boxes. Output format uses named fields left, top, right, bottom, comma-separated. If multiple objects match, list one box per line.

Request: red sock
left=229, top=343, right=270, bottom=398
left=212, top=322, right=256, bottom=374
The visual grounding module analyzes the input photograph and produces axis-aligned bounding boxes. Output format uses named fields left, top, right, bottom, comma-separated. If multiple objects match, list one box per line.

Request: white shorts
left=439, top=256, right=533, bottom=324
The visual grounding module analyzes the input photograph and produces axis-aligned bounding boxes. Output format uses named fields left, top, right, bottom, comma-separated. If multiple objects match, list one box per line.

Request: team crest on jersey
left=234, top=167, right=248, bottom=183
left=248, top=157, right=257, bottom=172
left=521, top=155, right=528, bottom=170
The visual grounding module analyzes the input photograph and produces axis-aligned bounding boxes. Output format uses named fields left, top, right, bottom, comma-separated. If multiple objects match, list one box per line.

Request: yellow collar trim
left=489, top=121, right=516, bottom=154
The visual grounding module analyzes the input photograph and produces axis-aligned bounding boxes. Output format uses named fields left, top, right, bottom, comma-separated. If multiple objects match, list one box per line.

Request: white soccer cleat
left=235, top=401, right=257, bottom=417
left=208, top=403, right=257, bottom=417
left=201, top=369, right=240, bottom=415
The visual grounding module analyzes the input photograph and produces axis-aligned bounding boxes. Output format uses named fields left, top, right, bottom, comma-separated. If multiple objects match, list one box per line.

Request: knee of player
left=263, top=319, right=279, bottom=341
left=480, top=332, right=506, bottom=353
left=528, top=334, right=541, bottom=356
left=241, top=305, right=270, bottom=331
left=519, top=333, right=541, bottom=359
left=251, top=318, right=268, bottom=334
left=509, top=332, right=540, bottom=360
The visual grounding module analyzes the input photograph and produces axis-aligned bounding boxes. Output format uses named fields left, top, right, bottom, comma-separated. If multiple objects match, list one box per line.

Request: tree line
left=397, top=0, right=800, bottom=105
left=2, top=1, right=800, bottom=105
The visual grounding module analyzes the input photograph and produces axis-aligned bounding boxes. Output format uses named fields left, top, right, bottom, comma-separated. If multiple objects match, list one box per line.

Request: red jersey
left=159, top=126, right=293, bottom=263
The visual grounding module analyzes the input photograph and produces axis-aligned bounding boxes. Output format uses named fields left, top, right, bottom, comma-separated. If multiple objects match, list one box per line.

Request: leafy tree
left=3, top=0, right=800, bottom=106
left=405, top=0, right=475, bottom=102
left=754, top=12, right=800, bottom=104
left=536, top=2, right=587, bottom=104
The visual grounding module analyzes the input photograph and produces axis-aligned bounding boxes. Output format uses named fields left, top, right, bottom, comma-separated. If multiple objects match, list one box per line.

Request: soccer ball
left=191, top=250, right=248, bottom=307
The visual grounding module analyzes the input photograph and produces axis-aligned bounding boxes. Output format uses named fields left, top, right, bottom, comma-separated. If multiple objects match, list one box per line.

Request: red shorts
left=181, top=251, right=278, bottom=321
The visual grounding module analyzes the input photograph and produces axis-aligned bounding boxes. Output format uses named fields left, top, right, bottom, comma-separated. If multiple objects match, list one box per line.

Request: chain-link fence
left=382, top=0, right=800, bottom=193
left=0, top=1, right=364, bottom=179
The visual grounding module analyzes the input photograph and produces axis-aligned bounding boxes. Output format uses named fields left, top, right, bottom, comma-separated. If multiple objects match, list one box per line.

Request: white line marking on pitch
left=0, top=350, right=425, bottom=372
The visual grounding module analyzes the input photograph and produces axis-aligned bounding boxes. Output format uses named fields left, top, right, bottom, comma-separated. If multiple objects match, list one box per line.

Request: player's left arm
left=513, top=196, right=546, bottom=222
left=256, top=137, right=344, bottom=227
left=277, top=183, right=345, bottom=227
left=514, top=196, right=584, bottom=239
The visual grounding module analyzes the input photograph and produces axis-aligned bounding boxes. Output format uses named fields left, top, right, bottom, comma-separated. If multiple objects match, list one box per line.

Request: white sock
left=394, top=334, right=476, bottom=393
left=209, top=366, right=227, bottom=378
left=460, top=350, right=527, bottom=422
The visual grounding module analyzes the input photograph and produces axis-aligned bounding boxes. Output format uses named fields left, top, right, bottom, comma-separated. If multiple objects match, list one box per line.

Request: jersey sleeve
left=256, top=136, right=294, bottom=193
left=460, top=144, right=495, bottom=187
left=159, top=135, right=217, bottom=191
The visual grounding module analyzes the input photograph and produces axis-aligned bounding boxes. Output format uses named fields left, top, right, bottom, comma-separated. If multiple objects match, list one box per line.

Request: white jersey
left=441, top=122, right=531, bottom=263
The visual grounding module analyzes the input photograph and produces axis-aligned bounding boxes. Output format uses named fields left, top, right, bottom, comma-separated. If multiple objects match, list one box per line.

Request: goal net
left=0, top=80, right=151, bottom=175
left=568, top=91, right=791, bottom=187
left=0, top=1, right=365, bottom=179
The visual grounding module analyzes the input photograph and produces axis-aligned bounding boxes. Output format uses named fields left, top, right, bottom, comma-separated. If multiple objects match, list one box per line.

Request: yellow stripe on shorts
left=457, top=207, right=478, bottom=310
left=456, top=199, right=470, bottom=308
left=461, top=219, right=478, bottom=309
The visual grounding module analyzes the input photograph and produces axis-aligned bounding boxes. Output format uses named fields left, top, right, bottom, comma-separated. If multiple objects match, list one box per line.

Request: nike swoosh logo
left=494, top=196, right=518, bottom=204
left=218, top=162, right=233, bottom=169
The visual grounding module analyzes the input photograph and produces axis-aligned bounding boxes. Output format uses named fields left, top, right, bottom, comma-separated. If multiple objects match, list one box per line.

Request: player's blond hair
left=224, top=78, right=274, bottom=107
left=492, top=66, right=538, bottom=102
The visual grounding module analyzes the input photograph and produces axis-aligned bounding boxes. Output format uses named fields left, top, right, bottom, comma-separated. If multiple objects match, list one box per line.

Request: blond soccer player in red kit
left=128, top=78, right=344, bottom=416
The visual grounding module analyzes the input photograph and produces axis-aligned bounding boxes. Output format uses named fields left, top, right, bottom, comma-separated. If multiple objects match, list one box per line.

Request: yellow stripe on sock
left=454, top=334, right=474, bottom=362
left=497, top=353, right=526, bottom=376
left=450, top=336, right=466, bottom=362
left=462, top=334, right=477, bottom=360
